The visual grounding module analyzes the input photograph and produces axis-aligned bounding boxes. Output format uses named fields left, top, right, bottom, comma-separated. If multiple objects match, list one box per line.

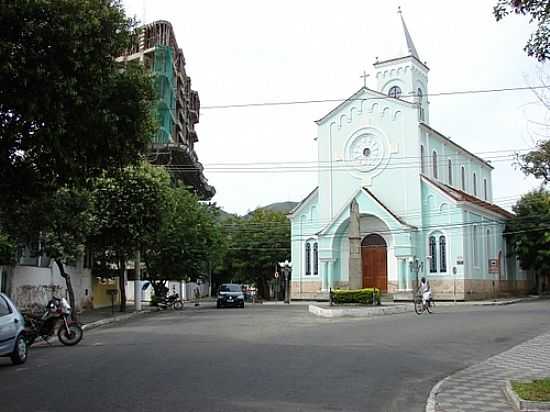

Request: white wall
left=10, top=263, right=92, bottom=312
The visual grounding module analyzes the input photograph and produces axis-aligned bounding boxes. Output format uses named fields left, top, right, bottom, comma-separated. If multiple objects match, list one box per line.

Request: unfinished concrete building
left=119, top=20, right=215, bottom=200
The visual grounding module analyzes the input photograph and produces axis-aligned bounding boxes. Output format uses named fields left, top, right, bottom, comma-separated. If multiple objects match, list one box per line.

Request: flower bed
left=330, top=288, right=381, bottom=305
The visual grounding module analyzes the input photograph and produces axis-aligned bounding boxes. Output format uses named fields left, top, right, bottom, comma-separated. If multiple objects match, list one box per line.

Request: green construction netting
left=153, top=45, right=176, bottom=145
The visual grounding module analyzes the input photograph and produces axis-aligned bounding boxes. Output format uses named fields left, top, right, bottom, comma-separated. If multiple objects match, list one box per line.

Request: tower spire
left=397, top=6, right=420, bottom=60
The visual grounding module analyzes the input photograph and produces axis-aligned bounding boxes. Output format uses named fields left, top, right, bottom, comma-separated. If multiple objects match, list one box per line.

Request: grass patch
left=512, top=379, right=550, bottom=401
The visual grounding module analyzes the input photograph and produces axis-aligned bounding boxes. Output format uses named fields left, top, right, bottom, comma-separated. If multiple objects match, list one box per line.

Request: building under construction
left=119, top=20, right=215, bottom=200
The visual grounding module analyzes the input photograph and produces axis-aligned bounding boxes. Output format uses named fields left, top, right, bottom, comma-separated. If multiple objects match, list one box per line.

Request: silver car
left=0, top=293, right=28, bottom=364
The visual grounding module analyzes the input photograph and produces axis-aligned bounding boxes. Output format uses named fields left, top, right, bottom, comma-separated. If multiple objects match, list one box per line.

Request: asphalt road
left=2, top=300, right=550, bottom=412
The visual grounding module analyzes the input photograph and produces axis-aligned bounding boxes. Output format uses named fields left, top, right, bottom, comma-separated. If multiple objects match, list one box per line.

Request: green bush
left=331, top=288, right=381, bottom=305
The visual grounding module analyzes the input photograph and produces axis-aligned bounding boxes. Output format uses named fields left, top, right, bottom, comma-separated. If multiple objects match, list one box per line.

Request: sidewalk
left=78, top=304, right=154, bottom=331
left=427, top=330, right=550, bottom=412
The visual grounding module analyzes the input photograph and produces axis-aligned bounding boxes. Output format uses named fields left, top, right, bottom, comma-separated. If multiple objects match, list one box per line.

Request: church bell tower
left=373, top=7, right=430, bottom=123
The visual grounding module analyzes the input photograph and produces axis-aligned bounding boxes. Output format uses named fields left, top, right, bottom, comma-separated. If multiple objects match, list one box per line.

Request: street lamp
left=279, top=260, right=292, bottom=304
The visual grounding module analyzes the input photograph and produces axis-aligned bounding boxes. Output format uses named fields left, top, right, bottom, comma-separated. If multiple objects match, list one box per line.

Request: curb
left=308, top=303, right=412, bottom=318
left=81, top=310, right=152, bottom=331
left=424, top=328, right=550, bottom=412
left=425, top=375, right=451, bottom=412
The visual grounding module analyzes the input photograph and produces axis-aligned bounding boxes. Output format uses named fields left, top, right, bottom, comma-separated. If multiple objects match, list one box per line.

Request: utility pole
left=134, top=250, right=142, bottom=311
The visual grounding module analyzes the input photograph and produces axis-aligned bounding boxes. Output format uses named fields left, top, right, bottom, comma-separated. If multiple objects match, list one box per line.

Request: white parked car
left=0, top=293, right=28, bottom=364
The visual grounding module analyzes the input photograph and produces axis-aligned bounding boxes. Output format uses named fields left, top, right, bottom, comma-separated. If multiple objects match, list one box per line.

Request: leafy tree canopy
left=0, top=231, right=16, bottom=266
left=220, top=210, right=290, bottom=298
left=90, top=163, right=167, bottom=310
left=144, top=186, right=225, bottom=296
left=507, top=188, right=550, bottom=276
left=0, top=0, right=154, bottom=199
left=494, top=0, right=550, bottom=61
left=519, top=139, right=550, bottom=183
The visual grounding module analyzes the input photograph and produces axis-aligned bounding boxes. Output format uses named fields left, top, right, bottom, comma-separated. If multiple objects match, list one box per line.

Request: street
left=2, top=300, right=550, bottom=412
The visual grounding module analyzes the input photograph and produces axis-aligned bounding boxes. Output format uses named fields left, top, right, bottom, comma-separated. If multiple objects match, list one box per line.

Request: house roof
left=315, top=86, right=414, bottom=125
left=419, top=123, right=494, bottom=170
left=317, top=187, right=416, bottom=235
left=287, top=187, right=318, bottom=217
left=421, top=175, right=514, bottom=219
left=362, top=187, right=417, bottom=229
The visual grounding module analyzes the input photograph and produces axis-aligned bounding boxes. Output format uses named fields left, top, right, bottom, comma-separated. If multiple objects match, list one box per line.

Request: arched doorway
left=361, top=234, right=387, bottom=292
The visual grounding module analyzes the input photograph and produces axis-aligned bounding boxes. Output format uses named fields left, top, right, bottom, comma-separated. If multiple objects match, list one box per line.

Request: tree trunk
left=151, top=280, right=168, bottom=298
left=55, top=259, right=78, bottom=321
left=118, top=259, right=126, bottom=312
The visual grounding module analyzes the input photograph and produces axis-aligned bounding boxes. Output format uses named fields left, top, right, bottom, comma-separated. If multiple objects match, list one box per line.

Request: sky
left=123, top=0, right=547, bottom=215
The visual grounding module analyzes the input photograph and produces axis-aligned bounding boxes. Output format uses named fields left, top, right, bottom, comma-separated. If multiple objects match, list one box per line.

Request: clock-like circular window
left=348, top=133, right=385, bottom=172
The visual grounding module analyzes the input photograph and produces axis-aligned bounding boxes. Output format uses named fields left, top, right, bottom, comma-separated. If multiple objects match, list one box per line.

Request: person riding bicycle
left=419, top=277, right=432, bottom=307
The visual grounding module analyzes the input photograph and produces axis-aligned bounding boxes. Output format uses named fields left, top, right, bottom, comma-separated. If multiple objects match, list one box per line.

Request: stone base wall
left=291, top=281, right=323, bottom=300
left=427, top=278, right=529, bottom=301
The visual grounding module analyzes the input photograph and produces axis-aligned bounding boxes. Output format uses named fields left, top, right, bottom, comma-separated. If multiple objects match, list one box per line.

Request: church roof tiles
left=421, top=175, right=514, bottom=219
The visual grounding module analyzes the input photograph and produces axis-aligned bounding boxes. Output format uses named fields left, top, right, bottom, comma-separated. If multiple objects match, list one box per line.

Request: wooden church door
left=361, top=234, right=388, bottom=292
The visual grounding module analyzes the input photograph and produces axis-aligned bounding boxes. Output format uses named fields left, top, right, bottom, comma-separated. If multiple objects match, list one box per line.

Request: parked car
left=217, top=284, right=245, bottom=308
left=0, top=293, right=28, bottom=365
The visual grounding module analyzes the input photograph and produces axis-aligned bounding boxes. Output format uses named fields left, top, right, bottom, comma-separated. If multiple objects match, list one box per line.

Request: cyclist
left=419, top=277, right=432, bottom=308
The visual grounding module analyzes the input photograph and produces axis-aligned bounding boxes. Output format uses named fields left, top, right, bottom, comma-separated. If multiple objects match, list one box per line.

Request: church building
left=288, top=10, right=528, bottom=301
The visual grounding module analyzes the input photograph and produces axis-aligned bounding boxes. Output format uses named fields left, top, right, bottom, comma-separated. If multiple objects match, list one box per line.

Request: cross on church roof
left=360, top=70, right=369, bottom=88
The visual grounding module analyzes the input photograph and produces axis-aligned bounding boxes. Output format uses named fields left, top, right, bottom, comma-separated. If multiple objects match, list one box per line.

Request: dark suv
left=217, top=284, right=245, bottom=308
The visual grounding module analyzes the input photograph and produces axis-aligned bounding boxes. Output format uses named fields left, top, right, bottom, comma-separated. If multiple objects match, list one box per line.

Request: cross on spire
left=360, top=70, right=370, bottom=88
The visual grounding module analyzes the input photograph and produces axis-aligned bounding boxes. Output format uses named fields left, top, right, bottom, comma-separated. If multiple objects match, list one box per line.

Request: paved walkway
left=429, top=330, right=550, bottom=412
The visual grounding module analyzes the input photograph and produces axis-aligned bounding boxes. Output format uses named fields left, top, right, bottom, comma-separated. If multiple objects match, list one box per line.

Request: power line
left=200, top=85, right=549, bottom=110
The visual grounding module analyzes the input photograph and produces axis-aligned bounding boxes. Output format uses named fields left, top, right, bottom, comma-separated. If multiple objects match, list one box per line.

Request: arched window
left=483, top=179, right=488, bottom=200
left=429, top=236, right=437, bottom=273
left=313, top=243, right=319, bottom=275
left=473, top=173, right=477, bottom=196
left=420, top=145, right=425, bottom=173
left=305, top=243, right=311, bottom=275
left=432, top=151, right=438, bottom=179
left=461, top=166, right=466, bottom=190
left=388, top=85, right=402, bottom=99
left=439, top=236, right=447, bottom=272
left=448, top=159, right=453, bottom=185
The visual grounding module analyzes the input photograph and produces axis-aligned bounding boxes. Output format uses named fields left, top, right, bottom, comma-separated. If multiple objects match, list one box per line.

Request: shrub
left=331, top=288, right=381, bottom=305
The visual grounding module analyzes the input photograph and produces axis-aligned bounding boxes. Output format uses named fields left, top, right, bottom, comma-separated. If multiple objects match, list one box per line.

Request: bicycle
left=414, top=289, right=433, bottom=315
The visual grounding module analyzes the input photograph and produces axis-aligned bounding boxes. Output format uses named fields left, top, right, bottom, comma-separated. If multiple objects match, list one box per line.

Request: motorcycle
left=157, top=293, right=184, bottom=310
left=23, top=297, right=83, bottom=346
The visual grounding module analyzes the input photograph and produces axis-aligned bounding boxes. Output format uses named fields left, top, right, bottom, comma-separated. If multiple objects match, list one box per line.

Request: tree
left=41, top=187, right=95, bottom=317
left=507, top=188, right=550, bottom=292
left=221, top=210, right=290, bottom=299
left=494, top=0, right=550, bottom=61
left=0, top=231, right=15, bottom=267
left=519, top=139, right=550, bottom=183
left=0, top=0, right=154, bottom=198
left=90, top=163, right=166, bottom=312
left=144, top=186, right=225, bottom=298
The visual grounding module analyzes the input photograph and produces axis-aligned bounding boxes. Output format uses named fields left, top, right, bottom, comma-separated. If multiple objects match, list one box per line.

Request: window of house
left=483, top=179, right=488, bottom=201
left=417, top=88, right=425, bottom=121
left=388, top=85, right=402, bottom=99
left=432, top=151, right=438, bottom=179
left=461, top=166, right=466, bottom=190
left=486, top=230, right=491, bottom=272
left=473, top=226, right=479, bottom=267
left=420, top=145, right=425, bottom=173
left=313, top=243, right=319, bottom=275
left=448, top=159, right=453, bottom=185
left=439, top=236, right=447, bottom=273
left=429, top=236, right=437, bottom=273
left=473, top=173, right=477, bottom=196
left=305, top=243, right=311, bottom=275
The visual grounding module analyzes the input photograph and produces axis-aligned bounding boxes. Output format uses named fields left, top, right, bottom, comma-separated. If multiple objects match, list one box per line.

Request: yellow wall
left=92, top=276, right=121, bottom=308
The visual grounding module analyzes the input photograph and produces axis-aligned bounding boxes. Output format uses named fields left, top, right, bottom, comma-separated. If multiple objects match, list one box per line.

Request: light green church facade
left=288, top=13, right=528, bottom=300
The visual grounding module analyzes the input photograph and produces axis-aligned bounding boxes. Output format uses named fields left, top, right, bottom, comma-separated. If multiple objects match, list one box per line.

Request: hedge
left=330, top=288, right=381, bottom=305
